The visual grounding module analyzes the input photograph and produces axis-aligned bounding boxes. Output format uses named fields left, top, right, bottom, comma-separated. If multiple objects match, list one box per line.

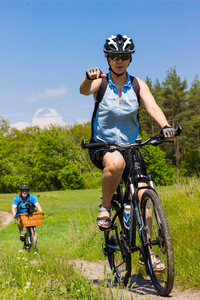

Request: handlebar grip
left=175, top=125, right=182, bottom=136
left=81, top=139, right=86, bottom=148
left=81, top=139, right=106, bottom=149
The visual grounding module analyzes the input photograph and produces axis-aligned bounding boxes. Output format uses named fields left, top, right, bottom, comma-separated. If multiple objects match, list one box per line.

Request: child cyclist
left=11, top=184, right=42, bottom=242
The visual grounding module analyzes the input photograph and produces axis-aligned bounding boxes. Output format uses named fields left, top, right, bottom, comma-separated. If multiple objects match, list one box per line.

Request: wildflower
left=24, top=282, right=31, bottom=288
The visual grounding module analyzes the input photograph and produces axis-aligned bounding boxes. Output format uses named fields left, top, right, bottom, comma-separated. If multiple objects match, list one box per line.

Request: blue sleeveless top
left=93, top=71, right=139, bottom=144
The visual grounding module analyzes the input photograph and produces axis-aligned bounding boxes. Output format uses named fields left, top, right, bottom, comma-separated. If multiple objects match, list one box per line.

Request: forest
left=0, top=67, right=199, bottom=193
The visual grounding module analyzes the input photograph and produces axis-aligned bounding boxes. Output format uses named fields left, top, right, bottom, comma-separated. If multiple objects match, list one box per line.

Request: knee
left=105, top=156, right=125, bottom=174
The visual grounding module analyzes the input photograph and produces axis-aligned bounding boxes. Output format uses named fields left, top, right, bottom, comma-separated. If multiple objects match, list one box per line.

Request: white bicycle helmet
left=104, top=34, right=135, bottom=54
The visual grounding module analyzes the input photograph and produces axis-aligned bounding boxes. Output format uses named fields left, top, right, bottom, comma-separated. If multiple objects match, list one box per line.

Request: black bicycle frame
left=108, top=148, right=156, bottom=254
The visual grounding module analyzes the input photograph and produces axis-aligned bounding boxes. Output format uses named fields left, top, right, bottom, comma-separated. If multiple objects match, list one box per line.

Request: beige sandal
left=96, top=206, right=111, bottom=229
left=139, top=251, right=165, bottom=271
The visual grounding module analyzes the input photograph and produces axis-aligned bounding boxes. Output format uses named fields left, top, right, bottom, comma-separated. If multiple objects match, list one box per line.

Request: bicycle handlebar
left=81, top=125, right=182, bottom=150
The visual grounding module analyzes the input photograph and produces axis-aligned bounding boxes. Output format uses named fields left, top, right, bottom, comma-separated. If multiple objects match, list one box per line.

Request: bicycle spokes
left=141, top=189, right=174, bottom=296
left=104, top=202, right=132, bottom=286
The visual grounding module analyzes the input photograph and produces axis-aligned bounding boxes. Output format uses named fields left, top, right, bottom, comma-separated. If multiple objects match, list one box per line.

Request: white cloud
left=75, top=118, right=89, bottom=124
left=25, top=87, right=67, bottom=103
left=10, top=122, right=31, bottom=130
left=11, top=108, right=67, bottom=130
left=32, top=108, right=67, bottom=128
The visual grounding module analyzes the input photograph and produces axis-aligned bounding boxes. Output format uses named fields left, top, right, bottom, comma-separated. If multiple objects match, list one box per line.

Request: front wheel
left=30, top=227, right=37, bottom=249
left=104, top=200, right=131, bottom=286
left=141, top=189, right=174, bottom=296
left=24, top=228, right=31, bottom=250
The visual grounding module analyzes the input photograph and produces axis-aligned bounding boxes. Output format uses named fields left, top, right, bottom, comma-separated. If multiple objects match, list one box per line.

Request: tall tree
left=139, top=76, right=156, bottom=134
left=184, top=75, right=200, bottom=176
left=162, top=67, right=187, bottom=171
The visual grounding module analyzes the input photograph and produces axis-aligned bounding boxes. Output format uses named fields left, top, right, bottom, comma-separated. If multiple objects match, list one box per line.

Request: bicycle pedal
left=99, top=226, right=113, bottom=232
left=155, top=271, right=163, bottom=275
left=104, top=228, right=113, bottom=232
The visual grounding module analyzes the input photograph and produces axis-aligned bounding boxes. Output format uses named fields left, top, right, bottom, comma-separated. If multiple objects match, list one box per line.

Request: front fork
left=26, top=228, right=31, bottom=245
left=128, top=177, right=148, bottom=245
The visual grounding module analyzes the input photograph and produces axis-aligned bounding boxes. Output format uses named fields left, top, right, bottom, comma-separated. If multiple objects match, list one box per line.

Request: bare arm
left=80, top=77, right=102, bottom=96
left=35, top=202, right=42, bottom=212
left=80, top=67, right=107, bottom=96
left=137, top=78, right=170, bottom=128
left=12, top=204, right=17, bottom=216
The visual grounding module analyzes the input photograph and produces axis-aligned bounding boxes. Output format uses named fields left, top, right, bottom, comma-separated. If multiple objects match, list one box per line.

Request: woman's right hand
left=86, top=67, right=107, bottom=80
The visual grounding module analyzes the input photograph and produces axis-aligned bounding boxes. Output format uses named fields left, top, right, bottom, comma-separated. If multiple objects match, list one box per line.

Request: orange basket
left=19, top=212, right=43, bottom=227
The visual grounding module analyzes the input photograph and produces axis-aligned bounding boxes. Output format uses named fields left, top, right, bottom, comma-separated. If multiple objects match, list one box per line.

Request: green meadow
left=0, top=179, right=200, bottom=299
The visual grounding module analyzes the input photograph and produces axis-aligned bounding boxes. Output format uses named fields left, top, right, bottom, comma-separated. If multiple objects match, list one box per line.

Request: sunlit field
left=0, top=179, right=199, bottom=299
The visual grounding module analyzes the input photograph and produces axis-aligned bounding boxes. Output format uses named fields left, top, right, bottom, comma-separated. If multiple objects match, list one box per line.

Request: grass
left=0, top=179, right=200, bottom=299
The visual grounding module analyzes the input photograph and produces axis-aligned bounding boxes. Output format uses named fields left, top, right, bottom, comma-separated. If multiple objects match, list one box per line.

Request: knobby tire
left=24, top=228, right=32, bottom=251
left=140, top=189, right=174, bottom=296
left=30, top=227, right=37, bottom=249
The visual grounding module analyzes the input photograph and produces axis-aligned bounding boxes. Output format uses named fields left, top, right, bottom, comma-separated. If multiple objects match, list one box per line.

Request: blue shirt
left=93, top=71, right=139, bottom=144
left=12, top=194, right=38, bottom=214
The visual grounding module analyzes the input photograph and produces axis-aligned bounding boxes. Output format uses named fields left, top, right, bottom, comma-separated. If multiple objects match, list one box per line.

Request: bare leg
left=34, top=227, right=38, bottom=241
left=137, top=182, right=152, bottom=240
left=17, top=217, right=23, bottom=233
left=97, top=151, right=125, bottom=227
left=138, top=183, right=165, bottom=270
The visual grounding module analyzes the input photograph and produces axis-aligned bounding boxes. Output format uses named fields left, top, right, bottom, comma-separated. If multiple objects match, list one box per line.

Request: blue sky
left=0, top=0, right=200, bottom=129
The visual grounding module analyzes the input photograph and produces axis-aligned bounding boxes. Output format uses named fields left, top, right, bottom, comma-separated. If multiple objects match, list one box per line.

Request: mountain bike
left=16, top=212, right=43, bottom=251
left=81, top=125, right=182, bottom=296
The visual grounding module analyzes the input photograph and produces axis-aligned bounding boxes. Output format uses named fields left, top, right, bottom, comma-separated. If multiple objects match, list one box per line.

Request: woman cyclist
left=80, top=34, right=175, bottom=271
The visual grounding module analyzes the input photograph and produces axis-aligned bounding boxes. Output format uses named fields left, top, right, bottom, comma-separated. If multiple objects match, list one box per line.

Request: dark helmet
left=20, top=184, right=29, bottom=191
left=104, top=34, right=135, bottom=54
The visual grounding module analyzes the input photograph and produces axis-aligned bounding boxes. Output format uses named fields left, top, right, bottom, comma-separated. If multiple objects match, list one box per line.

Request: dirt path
left=1, top=213, right=199, bottom=299
left=0, top=212, right=13, bottom=230
left=73, top=259, right=200, bottom=300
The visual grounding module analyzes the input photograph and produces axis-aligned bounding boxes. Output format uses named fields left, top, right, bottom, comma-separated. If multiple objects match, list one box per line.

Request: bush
left=140, top=132, right=177, bottom=185
left=58, top=163, right=86, bottom=190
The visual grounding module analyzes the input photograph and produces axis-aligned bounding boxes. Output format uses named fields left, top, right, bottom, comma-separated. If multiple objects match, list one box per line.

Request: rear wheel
left=104, top=200, right=131, bottom=286
left=141, top=189, right=174, bottom=296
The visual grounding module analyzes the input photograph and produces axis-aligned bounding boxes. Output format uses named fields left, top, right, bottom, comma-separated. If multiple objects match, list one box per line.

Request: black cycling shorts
left=89, top=145, right=147, bottom=183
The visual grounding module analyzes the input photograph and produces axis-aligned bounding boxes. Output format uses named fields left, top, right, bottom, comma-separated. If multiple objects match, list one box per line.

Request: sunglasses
left=109, top=53, right=131, bottom=61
